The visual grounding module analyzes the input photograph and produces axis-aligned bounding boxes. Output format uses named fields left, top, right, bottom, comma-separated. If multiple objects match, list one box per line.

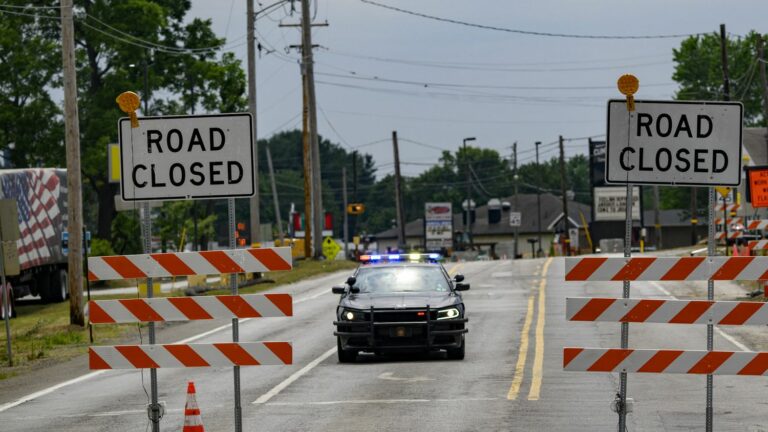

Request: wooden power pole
left=757, top=35, right=768, bottom=151
left=299, top=0, right=324, bottom=257
left=60, top=0, right=84, bottom=326
left=342, top=167, right=349, bottom=259
left=512, top=142, right=519, bottom=259
left=266, top=145, right=284, bottom=243
left=558, top=135, right=570, bottom=256
left=301, top=74, right=312, bottom=258
left=247, top=0, right=260, bottom=246
left=392, top=131, right=406, bottom=249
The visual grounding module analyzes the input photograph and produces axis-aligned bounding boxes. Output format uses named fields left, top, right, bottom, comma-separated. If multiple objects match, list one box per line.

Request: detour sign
left=747, top=166, right=768, bottom=208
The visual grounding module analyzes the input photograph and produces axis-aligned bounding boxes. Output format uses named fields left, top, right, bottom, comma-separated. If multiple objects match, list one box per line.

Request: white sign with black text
left=119, top=113, right=254, bottom=201
left=606, top=100, right=743, bottom=186
left=594, top=186, right=641, bottom=221
left=425, top=202, right=453, bottom=249
left=509, top=211, right=521, bottom=227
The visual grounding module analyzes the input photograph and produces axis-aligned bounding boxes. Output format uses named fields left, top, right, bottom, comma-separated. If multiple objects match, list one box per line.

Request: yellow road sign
left=715, top=187, right=731, bottom=198
left=322, top=236, right=341, bottom=260
left=108, top=143, right=121, bottom=183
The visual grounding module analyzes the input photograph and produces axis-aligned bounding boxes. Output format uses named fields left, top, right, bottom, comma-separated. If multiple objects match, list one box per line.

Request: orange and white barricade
left=565, top=256, right=768, bottom=281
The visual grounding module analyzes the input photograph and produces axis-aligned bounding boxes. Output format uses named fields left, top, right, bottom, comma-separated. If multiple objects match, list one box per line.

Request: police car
left=332, top=253, right=469, bottom=362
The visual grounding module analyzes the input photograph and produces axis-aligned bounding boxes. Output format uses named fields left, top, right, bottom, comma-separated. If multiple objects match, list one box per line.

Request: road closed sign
left=606, top=100, right=743, bottom=186
left=119, top=113, right=254, bottom=201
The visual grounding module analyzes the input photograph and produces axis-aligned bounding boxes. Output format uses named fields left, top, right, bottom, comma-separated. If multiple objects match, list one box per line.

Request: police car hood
left=344, top=292, right=458, bottom=310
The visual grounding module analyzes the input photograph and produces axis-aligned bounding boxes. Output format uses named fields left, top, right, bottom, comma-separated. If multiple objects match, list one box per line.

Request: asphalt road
left=1, top=258, right=767, bottom=431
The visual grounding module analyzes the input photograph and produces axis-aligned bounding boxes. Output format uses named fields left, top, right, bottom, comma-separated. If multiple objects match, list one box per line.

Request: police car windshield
left=353, top=266, right=450, bottom=293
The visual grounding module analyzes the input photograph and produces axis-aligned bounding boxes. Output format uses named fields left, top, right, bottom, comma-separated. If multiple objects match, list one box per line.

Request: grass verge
left=0, top=259, right=357, bottom=380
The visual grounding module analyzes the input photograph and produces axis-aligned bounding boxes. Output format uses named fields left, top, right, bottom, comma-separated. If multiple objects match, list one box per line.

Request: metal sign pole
left=0, top=239, right=12, bottom=367
left=706, top=187, right=715, bottom=432
left=142, top=203, right=161, bottom=432
left=229, top=197, right=242, bottom=432
left=618, top=182, right=632, bottom=432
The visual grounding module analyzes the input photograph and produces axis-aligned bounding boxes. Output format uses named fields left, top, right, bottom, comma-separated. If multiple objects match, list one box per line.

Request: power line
left=359, top=0, right=709, bottom=40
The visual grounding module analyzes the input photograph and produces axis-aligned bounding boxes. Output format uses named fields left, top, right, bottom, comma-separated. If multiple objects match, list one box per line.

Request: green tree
left=673, top=31, right=765, bottom=125
left=0, top=1, right=63, bottom=167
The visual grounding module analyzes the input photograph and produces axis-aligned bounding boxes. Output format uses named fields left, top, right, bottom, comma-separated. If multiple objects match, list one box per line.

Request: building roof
left=375, top=193, right=591, bottom=239
left=744, top=127, right=768, bottom=166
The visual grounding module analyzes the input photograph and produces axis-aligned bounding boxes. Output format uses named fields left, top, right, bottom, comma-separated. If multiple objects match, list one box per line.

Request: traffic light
left=347, top=203, right=365, bottom=215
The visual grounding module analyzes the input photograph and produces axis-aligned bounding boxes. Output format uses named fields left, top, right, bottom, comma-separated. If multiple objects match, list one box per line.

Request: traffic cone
left=732, top=243, right=739, bottom=257
left=182, top=381, right=204, bottom=432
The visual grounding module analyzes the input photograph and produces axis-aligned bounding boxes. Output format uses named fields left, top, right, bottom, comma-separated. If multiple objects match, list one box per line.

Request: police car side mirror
left=454, top=274, right=465, bottom=283
left=346, top=276, right=357, bottom=286
left=455, top=283, right=470, bottom=291
left=332, top=286, right=346, bottom=295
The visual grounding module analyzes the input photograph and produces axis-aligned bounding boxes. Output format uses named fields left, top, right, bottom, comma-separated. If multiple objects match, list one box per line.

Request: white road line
left=0, top=278, right=339, bottom=414
left=649, top=281, right=751, bottom=352
left=267, top=397, right=498, bottom=406
left=252, top=346, right=337, bottom=405
left=0, top=370, right=106, bottom=413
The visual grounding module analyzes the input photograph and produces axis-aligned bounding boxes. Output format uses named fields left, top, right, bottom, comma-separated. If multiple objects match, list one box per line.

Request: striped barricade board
left=715, top=231, right=743, bottom=241
left=88, top=247, right=292, bottom=281
left=89, top=294, right=292, bottom=324
left=566, top=297, right=768, bottom=325
left=565, top=256, right=768, bottom=281
left=564, top=348, right=768, bottom=376
left=90, top=342, right=292, bottom=369
left=714, top=217, right=743, bottom=225
left=747, top=220, right=768, bottom=230
left=714, top=203, right=740, bottom=212
left=748, top=240, right=768, bottom=250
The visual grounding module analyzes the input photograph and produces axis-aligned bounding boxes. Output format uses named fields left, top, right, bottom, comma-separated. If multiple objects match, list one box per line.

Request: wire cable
left=359, top=0, right=709, bottom=40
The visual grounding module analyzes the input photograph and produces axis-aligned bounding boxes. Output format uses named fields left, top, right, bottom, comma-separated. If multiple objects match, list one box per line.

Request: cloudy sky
left=190, top=0, right=768, bottom=178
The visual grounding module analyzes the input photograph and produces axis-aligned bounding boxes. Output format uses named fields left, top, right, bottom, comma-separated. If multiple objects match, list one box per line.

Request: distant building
left=375, top=193, right=591, bottom=258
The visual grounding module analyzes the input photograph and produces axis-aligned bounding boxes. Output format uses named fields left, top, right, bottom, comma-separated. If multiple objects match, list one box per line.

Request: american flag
left=0, top=169, right=64, bottom=270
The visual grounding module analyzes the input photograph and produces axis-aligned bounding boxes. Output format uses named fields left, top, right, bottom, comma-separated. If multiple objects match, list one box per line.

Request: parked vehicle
left=0, top=169, right=69, bottom=303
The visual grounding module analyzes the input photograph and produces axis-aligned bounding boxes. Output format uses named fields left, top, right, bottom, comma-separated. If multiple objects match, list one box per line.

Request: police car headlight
left=341, top=309, right=363, bottom=321
left=437, top=307, right=460, bottom=320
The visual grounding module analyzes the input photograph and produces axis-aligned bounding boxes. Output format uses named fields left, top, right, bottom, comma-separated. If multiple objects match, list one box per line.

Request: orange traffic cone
left=182, top=381, right=204, bottom=432
left=732, top=244, right=739, bottom=257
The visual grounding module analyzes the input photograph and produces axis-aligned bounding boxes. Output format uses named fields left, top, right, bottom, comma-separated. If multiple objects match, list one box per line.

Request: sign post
left=424, top=202, right=453, bottom=251
left=117, top=106, right=254, bottom=432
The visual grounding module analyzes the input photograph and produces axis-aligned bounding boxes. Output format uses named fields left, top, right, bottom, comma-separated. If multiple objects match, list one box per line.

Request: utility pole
left=558, top=135, right=570, bottom=256
left=720, top=24, right=731, bottom=101
left=512, top=142, right=519, bottom=259
left=266, top=145, right=284, bottom=243
left=392, top=131, right=406, bottom=249
left=247, top=0, right=261, bottom=247
left=757, top=35, right=768, bottom=151
left=60, top=0, right=84, bottom=326
left=463, top=137, right=476, bottom=250
left=535, top=141, right=543, bottom=258
left=299, top=0, right=324, bottom=258
left=301, top=74, right=312, bottom=258
left=342, top=167, right=349, bottom=259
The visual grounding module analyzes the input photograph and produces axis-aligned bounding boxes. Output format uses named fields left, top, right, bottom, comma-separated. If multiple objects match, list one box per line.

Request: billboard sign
left=425, top=202, right=453, bottom=250
left=594, top=186, right=641, bottom=221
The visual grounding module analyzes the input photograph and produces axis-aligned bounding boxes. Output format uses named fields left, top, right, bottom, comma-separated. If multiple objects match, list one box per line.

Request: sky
left=189, top=0, right=768, bottom=179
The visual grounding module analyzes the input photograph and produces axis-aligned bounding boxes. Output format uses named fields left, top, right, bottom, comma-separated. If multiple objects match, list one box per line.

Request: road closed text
left=119, top=113, right=254, bottom=201
left=131, top=128, right=245, bottom=188
left=606, top=100, right=743, bottom=186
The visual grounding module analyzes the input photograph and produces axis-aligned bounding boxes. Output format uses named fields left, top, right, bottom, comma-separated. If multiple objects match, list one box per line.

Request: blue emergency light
left=359, top=253, right=442, bottom=263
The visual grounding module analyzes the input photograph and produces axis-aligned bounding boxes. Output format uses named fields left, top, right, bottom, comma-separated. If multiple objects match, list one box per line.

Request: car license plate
left=390, top=326, right=411, bottom=337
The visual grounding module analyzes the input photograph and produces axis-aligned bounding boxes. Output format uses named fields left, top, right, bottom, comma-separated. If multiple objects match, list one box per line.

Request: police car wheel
left=447, top=337, right=465, bottom=360
left=337, top=337, right=357, bottom=363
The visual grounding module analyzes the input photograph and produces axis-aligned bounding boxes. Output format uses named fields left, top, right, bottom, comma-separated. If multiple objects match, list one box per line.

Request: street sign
left=745, top=166, right=768, bottom=207
left=0, top=199, right=19, bottom=242
left=347, top=203, right=365, bottom=215
left=509, top=211, right=521, bottom=227
left=322, top=237, right=340, bottom=260
left=119, top=113, right=254, bottom=201
left=715, top=186, right=731, bottom=198
left=606, top=100, right=743, bottom=186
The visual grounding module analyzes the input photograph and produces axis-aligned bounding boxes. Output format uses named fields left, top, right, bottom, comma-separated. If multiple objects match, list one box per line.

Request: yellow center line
left=528, top=257, right=552, bottom=401
left=506, top=289, right=536, bottom=400
left=507, top=258, right=552, bottom=400
left=448, top=262, right=463, bottom=276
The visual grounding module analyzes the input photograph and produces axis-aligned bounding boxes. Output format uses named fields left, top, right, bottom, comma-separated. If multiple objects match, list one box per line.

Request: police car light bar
left=359, top=253, right=442, bottom=263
